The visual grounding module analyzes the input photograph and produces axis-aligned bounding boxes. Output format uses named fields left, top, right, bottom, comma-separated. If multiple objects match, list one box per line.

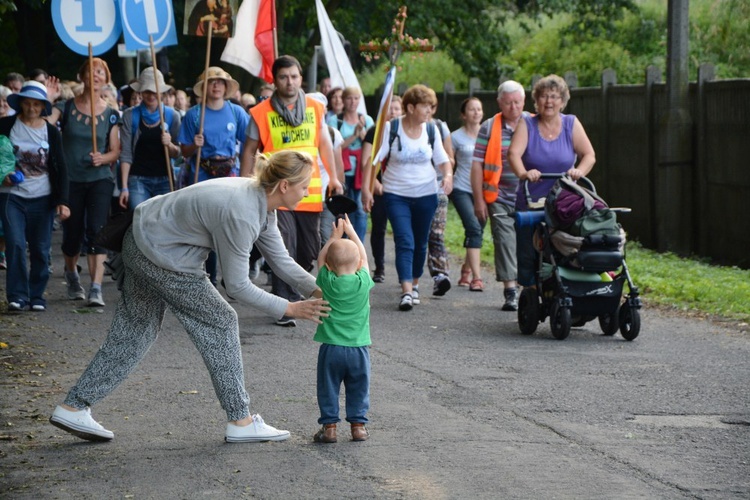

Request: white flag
left=316, top=0, right=367, bottom=116
left=221, top=0, right=276, bottom=83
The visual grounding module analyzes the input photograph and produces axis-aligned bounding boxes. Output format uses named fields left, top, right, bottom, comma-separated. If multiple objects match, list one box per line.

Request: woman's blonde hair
left=254, top=150, right=313, bottom=195
left=341, top=86, right=361, bottom=100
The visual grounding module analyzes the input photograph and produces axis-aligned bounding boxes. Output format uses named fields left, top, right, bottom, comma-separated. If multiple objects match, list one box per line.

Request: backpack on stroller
left=516, top=174, right=642, bottom=340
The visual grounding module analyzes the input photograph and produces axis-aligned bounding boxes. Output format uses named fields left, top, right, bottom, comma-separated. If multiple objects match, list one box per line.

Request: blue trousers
left=317, top=344, right=370, bottom=425
left=384, top=192, right=438, bottom=284
left=345, top=175, right=367, bottom=242
left=0, top=194, right=54, bottom=306
left=127, top=175, right=171, bottom=210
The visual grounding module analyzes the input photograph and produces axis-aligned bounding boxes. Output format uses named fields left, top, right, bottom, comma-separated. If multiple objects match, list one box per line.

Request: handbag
left=342, top=147, right=363, bottom=189
left=200, top=155, right=236, bottom=177
left=94, top=210, right=134, bottom=252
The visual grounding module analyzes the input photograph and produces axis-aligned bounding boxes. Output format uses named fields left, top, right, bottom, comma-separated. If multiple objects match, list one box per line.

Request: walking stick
left=88, top=43, right=97, bottom=155
left=149, top=36, right=175, bottom=192
left=193, top=20, right=213, bottom=185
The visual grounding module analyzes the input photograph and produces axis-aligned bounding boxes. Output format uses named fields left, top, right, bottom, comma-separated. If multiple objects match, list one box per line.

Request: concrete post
left=601, top=70, right=617, bottom=198
left=645, top=66, right=662, bottom=247
left=564, top=71, right=578, bottom=90
left=656, top=0, right=693, bottom=254
left=443, top=81, right=455, bottom=122
left=307, top=46, right=320, bottom=93
left=695, top=64, right=715, bottom=255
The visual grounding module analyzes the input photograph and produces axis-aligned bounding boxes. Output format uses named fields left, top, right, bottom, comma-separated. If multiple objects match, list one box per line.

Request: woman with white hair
left=470, top=80, right=530, bottom=310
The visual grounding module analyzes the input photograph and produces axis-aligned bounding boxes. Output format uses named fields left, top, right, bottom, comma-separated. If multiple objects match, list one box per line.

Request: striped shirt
left=472, top=112, right=530, bottom=207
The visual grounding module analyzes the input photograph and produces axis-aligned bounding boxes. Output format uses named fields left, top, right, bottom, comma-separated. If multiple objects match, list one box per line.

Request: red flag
left=254, top=0, right=276, bottom=83
left=221, top=0, right=277, bottom=83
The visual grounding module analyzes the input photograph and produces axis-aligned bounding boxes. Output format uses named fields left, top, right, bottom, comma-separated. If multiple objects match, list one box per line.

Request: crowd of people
left=0, top=57, right=594, bottom=445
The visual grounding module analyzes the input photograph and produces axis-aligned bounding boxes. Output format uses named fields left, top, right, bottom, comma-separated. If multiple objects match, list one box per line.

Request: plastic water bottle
left=515, top=211, right=545, bottom=228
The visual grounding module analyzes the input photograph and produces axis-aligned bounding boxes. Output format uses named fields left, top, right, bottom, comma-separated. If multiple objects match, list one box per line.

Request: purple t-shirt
left=516, top=113, right=576, bottom=211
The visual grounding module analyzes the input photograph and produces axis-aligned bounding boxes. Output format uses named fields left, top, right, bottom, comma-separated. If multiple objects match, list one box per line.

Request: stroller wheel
left=619, top=303, right=641, bottom=341
left=518, top=288, right=540, bottom=336
left=550, top=300, right=572, bottom=340
left=599, top=306, right=620, bottom=336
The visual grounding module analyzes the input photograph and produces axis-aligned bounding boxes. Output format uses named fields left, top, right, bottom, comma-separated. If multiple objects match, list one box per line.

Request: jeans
left=384, top=192, right=438, bottom=284
left=450, top=189, right=485, bottom=248
left=317, top=344, right=370, bottom=425
left=0, top=193, right=54, bottom=306
left=127, top=175, right=171, bottom=210
left=345, top=175, right=367, bottom=242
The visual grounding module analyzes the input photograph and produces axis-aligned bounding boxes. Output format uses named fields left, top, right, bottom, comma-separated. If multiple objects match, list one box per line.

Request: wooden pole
left=88, top=43, right=97, bottom=154
left=149, top=36, right=175, bottom=192
left=194, top=21, right=213, bottom=185
left=368, top=94, right=391, bottom=195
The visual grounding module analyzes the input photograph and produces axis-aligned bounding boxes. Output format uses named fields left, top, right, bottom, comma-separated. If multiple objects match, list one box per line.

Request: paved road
left=1, top=232, right=749, bottom=499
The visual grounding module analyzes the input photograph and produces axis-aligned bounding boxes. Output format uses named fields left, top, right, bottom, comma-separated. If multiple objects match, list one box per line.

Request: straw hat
left=7, top=81, right=52, bottom=116
left=130, top=67, right=172, bottom=94
left=193, top=67, right=239, bottom=98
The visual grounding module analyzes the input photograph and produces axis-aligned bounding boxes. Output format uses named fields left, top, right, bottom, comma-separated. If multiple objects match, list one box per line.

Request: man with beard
left=241, top=55, right=342, bottom=327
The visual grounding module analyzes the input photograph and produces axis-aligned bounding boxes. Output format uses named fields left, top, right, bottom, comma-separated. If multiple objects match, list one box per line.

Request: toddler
left=313, top=215, right=374, bottom=443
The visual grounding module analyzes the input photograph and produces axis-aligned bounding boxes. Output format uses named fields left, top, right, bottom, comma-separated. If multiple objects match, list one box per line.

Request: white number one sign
left=134, top=0, right=158, bottom=34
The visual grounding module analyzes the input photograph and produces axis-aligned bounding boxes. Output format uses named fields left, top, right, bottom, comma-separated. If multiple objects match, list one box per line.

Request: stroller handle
left=522, top=173, right=596, bottom=204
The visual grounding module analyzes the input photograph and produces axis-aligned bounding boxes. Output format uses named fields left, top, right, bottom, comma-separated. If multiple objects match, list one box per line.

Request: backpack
left=545, top=176, right=620, bottom=238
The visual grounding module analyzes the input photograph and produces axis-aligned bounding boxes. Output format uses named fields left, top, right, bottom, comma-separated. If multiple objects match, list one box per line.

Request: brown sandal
left=469, top=278, right=484, bottom=292
left=458, top=266, right=471, bottom=287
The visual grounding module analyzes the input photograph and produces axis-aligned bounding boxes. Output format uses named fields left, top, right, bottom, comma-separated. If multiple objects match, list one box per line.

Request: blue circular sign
left=51, top=0, right=122, bottom=56
left=121, top=0, right=177, bottom=49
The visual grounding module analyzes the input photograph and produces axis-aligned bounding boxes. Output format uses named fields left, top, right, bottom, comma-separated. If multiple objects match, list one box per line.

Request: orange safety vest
left=250, top=97, right=325, bottom=212
left=482, top=112, right=505, bottom=204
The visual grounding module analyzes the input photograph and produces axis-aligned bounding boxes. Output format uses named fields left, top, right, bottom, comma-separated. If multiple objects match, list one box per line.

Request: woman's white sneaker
left=49, top=406, right=114, bottom=441
left=225, top=414, right=290, bottom=443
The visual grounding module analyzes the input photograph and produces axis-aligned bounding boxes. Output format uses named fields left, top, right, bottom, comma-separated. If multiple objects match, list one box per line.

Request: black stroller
left=515, top=174, right=642, bottom=340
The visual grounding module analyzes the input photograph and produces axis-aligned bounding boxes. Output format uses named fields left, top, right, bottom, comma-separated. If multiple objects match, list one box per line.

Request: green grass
left=444, top=205, right=750, bottom=322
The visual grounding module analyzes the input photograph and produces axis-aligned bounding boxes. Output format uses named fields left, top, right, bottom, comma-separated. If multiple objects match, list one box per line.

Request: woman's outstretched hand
left=285, top=298, right=331, bottom=324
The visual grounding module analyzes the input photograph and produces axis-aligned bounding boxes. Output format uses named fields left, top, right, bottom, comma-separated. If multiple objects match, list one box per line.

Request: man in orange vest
left=470, top=80, right=529, bottom=311
left=241, top=55, right=343, bottom=327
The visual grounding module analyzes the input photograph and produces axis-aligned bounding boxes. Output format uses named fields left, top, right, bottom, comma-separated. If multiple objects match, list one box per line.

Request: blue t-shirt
left=179, top=102, right=249, bottom=182
left=326, top=114, right=374, bottom=176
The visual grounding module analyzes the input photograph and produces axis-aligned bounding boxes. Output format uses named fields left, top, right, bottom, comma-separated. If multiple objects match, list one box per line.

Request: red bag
left=342, top=147, right=363, bottom=190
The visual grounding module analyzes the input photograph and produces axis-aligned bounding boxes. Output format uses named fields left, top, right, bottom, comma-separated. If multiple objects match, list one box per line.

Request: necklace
left=538, top=119, right=560, bottom=139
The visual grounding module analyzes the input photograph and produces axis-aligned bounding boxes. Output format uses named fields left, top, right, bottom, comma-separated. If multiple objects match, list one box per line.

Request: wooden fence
left=365, top=65, right=750, bottom=268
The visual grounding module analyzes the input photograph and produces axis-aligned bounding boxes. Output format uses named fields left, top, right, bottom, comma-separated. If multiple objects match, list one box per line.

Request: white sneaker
left=411, top=286, right=420, bottom=305
left=49, top=406, right=114, bottom=441
left=398, top=293, right=413, bottom=311
left=225, top=414, right=290, bottom=443
left=87, top=288, right=105, bottom=307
